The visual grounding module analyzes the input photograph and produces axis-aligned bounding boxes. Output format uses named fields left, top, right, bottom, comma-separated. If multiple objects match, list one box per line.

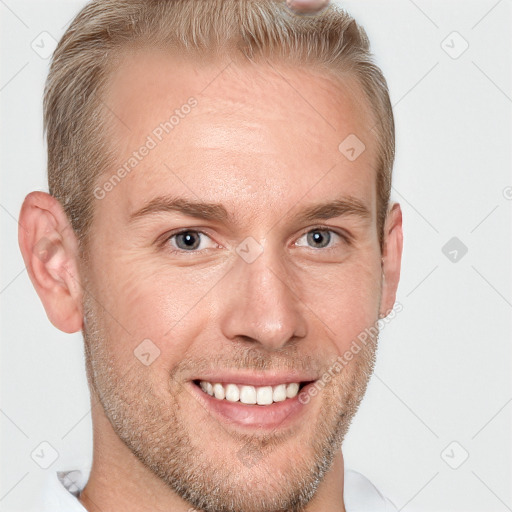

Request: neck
left=79, top=403, right=346, bottom=512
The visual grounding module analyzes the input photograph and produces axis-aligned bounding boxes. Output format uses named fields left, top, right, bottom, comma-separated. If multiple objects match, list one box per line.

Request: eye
left=165, top=230, right=218, bottom=253
left=295, top=228, right=346, bottom=250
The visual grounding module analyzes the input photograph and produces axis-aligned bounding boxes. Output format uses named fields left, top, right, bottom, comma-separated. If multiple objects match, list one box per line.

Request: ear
left=18, top=191, right=83, bottom=333
left=379, top=202, right=403, bottom=318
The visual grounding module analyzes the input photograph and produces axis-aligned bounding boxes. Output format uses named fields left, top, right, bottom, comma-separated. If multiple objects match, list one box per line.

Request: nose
left=218, top=242, right=307, bottom=351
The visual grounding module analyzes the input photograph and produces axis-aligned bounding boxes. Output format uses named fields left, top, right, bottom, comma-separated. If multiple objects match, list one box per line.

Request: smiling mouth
left=193, top=379, right=312, bottom=406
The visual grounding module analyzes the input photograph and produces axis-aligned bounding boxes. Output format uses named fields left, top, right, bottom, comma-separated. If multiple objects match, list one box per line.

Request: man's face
left=82, top=50, right=384, bottom=512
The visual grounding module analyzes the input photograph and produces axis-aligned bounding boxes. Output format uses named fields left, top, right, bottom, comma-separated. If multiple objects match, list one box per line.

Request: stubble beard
left=81, top=289, right=379, bottom=512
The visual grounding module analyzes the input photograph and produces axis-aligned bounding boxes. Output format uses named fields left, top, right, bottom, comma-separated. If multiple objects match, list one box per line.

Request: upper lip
left=192, top=371, right=318, bottom=387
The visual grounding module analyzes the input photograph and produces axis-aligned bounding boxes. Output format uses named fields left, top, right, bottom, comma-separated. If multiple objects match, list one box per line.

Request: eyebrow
left=128, top=195, right=371, bottom=225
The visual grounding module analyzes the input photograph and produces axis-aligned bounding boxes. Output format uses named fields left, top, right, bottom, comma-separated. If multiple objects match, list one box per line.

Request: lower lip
left=188, top=381, right=315, bottom=430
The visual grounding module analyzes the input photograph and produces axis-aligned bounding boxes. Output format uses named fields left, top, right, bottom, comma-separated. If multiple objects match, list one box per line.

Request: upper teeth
left=199, top=381, right=300, bottom=405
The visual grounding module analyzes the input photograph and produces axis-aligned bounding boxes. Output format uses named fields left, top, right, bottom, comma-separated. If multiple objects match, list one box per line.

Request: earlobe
left=18, top=191, right=84, bottom=333
left=379, top=202, right=403, bottom=318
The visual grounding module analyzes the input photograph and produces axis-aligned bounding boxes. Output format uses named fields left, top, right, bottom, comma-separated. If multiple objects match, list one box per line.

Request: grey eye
left=176, top=231, right=201, bottom=249
left=173, top=231, right=202, bottom=250
left=306, top=229, right=331, bottom=248
left=295, top=229, right=342, bottom=250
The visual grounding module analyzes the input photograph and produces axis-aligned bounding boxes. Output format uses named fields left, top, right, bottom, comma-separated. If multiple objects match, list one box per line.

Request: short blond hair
left=44, top=0, right=394, bottom=251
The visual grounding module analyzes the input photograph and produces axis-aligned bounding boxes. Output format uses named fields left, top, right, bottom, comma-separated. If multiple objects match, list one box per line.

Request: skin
left=286, top=0, right=330, bottom=14
left=19, top=49, right=402, bottom=512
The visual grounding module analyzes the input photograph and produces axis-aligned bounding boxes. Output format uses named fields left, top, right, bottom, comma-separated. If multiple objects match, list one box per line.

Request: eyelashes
left=161, top=226, right=352, bottom=256
left=165, top=230, right=219, bottom=253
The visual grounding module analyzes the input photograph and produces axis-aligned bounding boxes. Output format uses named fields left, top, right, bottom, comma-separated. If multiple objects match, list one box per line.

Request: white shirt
left=39, top=465, right=398, bottom=511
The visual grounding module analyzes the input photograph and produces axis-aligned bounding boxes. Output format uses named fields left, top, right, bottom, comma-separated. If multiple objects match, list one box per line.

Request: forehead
left=99, top=48, right=378, bottom=222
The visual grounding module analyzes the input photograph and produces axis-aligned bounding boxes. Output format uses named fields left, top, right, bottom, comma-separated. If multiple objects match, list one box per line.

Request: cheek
left=89, top=233, right=382, bottom=366
left=95, top=254, right=226, bottom=365
left=302, top=257, right=381, bottom=351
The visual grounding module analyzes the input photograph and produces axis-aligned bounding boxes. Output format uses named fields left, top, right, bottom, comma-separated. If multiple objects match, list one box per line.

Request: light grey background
left=1, top=1, right=511, bottom=511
